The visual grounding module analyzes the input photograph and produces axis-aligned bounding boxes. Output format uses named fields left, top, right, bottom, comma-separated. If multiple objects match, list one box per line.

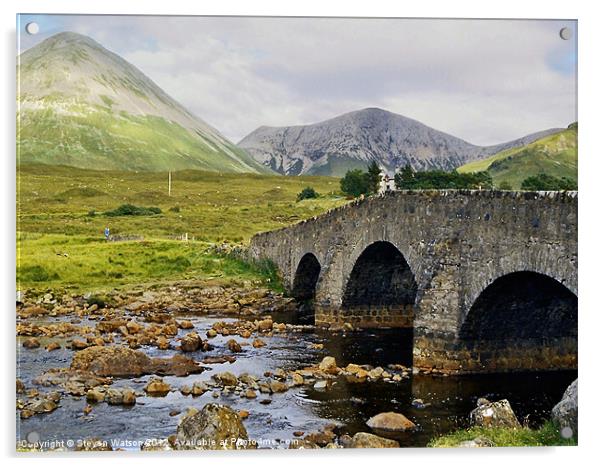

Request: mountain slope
left=17, top=32, right=270, bottom=173
left=238, top=107, right=564, bottom=176
left=458, top=124, right=577, bottom=189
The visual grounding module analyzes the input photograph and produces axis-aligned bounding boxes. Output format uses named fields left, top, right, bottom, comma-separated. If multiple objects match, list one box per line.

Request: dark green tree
left=394, top=166, right=492, bottom=190
left=366, top=161, right=382, bottom=194
left=521, top=174, right=577, bottom=191
left=297, top=186, right=318, bottom=201
left=340, top=169, right=371, bottom=197
left=394, top=164, right=416, bottom=189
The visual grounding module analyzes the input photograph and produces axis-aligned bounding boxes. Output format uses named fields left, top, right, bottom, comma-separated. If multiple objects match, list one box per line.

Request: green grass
left=17, top=164, right=346, bottom=292
left=429, top=421, right=576, bottom=448
left=458, top=128, right=577, bottom=189
left=17, top=233, right=283, bottom=293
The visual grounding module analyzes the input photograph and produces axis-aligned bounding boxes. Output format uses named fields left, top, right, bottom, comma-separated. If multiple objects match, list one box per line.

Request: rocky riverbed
left=16, top=283, right=577, bottom=451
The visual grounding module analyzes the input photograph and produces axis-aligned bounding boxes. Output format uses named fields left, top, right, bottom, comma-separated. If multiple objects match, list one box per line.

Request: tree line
left=338, top=163, right=492, bottom=197
left=297, top=162, right=577, bottom=200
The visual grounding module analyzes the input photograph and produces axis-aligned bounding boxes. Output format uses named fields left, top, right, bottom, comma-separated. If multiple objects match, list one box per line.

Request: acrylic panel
left=16, top=15, right=577, bottom=452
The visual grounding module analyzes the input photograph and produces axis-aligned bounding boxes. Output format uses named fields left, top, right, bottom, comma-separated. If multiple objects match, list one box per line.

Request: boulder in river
left=313, top=380, right=328, bottom=390
left=252, top=338, right=265, bottom=348
left=70, top=345, right=204, bottom=377
left=269, top=380, right=288, bottom=393
left=175, top=403, right=249, bottom=450
left=192, top=381, right=209, bottom=396
left=202, top=355, right=236, bottom=365
left=34, top=368, right=112, bottom=394
left=469, top=398, right=520, bottom=428
left=46, top=342, right=61, bottom=351
left=144, top=377, right=171, bottom=396
left=71, top=339, right=88, bottom=350
left=22, top=338, right=40, bottom=349
left=29, top=399, right=59, bottom=415
left=155, top=336, right=171, bottom=350
left=291, top=372, right=304, bottom=386
left=227, top=339, right=242, bottom=353
left=177, top=320, right=194, bottom=330
left=366, top=412, right=416, bottom=432
left=349, top=432, right=400, bottom=448
left=105, top=388, right=125, bottom=404
left=304, top=430, right=336, bottom=447
left=213, top=372, right=238, bottom=387
left=318, top=356, right=339, bottom=375
left=180, top=332, right=202, bottom=352
left=106, top=388, right=136, bottom=406
left=86, top=387, right=105, bottom=403
left=552, top=379, right=578, bottom=435
left=256, top=318, right=273, bottom=332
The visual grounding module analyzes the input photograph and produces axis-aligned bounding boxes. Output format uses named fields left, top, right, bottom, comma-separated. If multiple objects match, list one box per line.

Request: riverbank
left=429, top=421, right=576, bottom=447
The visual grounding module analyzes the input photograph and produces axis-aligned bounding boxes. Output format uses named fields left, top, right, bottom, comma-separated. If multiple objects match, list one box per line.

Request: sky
left=18, top=15, right=577, bottom=145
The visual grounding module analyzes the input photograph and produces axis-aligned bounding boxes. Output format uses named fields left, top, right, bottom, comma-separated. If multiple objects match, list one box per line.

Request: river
left=16, top=308, right=575, bottom=450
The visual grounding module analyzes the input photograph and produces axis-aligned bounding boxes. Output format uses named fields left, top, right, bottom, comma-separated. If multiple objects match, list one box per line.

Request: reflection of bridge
left=249, top=190, right=578, bottom=374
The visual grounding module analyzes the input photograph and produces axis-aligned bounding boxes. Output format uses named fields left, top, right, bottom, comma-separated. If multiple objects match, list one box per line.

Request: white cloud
left=19, top=15, right=577, bottom=144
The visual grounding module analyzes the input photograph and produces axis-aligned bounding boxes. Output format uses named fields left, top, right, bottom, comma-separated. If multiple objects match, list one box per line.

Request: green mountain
left=458, top=124, right=577, bottom=189
left=17, top=32, right=271, bottom=173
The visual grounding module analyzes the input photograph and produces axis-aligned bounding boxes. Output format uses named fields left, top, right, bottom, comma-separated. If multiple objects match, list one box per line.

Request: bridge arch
left=292, top=252, right=321, bottom=302
left=341, top=241, right=417, bottom=327
left=459, top=270, right=577, bottom=370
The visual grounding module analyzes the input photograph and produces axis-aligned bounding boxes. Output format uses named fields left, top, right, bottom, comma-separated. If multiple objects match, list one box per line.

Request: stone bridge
left=249, top=190, right=577, bottom=374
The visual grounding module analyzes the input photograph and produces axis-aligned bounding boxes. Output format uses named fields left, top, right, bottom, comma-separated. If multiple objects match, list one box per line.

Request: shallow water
left=16, top=310, right=576, bottom=450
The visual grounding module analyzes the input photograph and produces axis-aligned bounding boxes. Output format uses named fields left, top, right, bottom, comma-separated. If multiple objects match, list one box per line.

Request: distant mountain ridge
left=238, top=107, right=564, bottom=176
left=18, top=32, right=270, bottom=173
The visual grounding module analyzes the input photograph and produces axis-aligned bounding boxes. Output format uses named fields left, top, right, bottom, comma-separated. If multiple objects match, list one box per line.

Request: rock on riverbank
left=469, top=398, right=520, bottom=428
left=552, top=379, right=578, bottom=435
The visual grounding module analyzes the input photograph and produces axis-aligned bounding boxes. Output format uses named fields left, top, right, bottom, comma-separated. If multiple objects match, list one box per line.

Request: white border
left=2, top=1, right=600, bottom=465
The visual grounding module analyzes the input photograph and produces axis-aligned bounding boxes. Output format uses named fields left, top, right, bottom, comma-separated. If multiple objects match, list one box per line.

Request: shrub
left=19, top=265, right=58, bottom=283
left=87, top=210, right=96, bottom=217
left=521, top=174, right=577, bottom=191
left=498, top=181, right=513, bottom=190
left=86, top=295, right=107, bottom=308
left=86, top=295, right=109, bottom=309
left=297, top=186, right=318, bottom=201
left=104, top=204, right=162, bottom=217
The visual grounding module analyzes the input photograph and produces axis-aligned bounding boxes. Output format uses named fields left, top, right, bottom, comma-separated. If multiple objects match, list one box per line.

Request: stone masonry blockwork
left=249, top=190, right=578, bottom=373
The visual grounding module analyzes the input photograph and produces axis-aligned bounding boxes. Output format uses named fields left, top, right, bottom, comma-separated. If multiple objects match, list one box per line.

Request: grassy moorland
left=428, top=421, right=576, bottom=448
left=17, top=163, right=347, bottom=293
left=458, top=126, right=577, bottom=189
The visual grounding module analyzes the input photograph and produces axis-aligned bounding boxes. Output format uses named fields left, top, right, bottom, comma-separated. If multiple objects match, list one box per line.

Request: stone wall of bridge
left=249, top=190, right=578, bottom=374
